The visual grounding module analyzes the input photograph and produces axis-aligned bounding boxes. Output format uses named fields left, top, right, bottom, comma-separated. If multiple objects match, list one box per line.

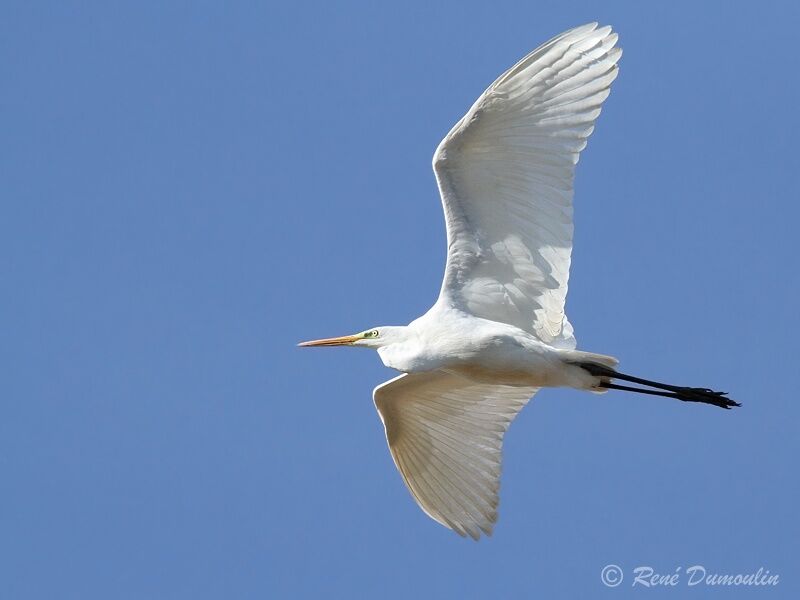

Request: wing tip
left=574, top=21, right=599, bottom=33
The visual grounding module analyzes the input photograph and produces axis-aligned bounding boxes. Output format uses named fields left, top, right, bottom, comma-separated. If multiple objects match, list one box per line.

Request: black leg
left=599, top=382, right=739, bottom=409
left=577, top=362, right=740, bottom=409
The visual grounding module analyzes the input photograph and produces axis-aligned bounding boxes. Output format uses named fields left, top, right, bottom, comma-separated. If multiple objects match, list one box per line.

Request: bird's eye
left=369, top=330, right=379, bottom=337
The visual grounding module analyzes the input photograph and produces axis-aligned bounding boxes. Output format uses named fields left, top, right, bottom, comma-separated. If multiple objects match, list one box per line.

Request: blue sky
left=2, top=2, right=799, bottom=598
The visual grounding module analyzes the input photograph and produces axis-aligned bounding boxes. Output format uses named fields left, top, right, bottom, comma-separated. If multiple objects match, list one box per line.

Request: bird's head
left=298, top=326, right=408, bottom=350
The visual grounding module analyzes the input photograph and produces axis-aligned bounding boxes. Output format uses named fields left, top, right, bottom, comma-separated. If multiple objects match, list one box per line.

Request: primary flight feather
left=300, top=23, right=738, bottom=540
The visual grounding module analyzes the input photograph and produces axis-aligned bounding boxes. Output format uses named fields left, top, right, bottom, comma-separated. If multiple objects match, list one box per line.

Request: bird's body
left=300, top=23, right=738, bottom=540
left=378, top=305, right=612, bottom=390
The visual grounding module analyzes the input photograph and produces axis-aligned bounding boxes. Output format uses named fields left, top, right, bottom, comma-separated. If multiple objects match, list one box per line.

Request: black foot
left=673, top=386, right=740, bottom=409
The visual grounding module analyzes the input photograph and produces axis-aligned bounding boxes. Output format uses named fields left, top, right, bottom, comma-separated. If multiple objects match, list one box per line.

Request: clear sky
left=2, top=2, right=799, bottom=598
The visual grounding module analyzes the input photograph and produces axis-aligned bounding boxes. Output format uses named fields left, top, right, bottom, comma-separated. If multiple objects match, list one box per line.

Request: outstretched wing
left=373, top=371, right=538, bottom=539
left=433, top=23, right=621, bottom=349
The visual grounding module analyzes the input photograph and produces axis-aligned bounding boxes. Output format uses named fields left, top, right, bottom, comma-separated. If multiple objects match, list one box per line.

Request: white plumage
left=434, top=22, right=620, bottom=349
left=301, top=22, right=737, bottom=540
left=374, top=372, right=538, bottom=539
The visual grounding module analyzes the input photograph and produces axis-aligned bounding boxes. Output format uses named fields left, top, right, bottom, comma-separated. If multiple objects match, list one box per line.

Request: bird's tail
left=574, top=361, right=740, bottom=410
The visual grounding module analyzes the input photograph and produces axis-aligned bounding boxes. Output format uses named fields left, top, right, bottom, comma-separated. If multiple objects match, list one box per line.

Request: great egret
left=300, top=23, right=738, bottom=540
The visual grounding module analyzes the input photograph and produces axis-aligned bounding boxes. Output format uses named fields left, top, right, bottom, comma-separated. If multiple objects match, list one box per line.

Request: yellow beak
left=297, top=334, right=361, bottom=347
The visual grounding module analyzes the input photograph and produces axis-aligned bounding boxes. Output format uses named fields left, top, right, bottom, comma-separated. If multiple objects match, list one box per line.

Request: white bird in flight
left=300, top=23, right=738, bottom=540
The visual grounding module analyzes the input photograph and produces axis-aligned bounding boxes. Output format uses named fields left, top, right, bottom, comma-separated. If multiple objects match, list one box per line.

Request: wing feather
left=373, top=371, right=538, bottom=539
left=433, top=23, right=621, bottom=348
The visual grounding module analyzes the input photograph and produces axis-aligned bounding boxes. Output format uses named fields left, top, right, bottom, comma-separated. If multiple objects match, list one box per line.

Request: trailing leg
left=575, top=362, right=740, bottom=410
